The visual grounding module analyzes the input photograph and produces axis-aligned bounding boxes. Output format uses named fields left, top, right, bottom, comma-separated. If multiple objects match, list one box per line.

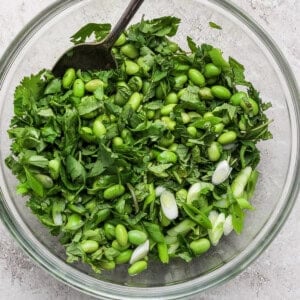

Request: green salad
left=5, top=16, right=272, bottom=276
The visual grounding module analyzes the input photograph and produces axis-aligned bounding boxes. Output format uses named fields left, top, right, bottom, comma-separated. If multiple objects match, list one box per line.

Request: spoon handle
left=103, top=0, right=144, bottom=48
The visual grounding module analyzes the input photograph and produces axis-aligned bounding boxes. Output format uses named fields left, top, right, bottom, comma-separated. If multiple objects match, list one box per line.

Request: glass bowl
left=0, top=0, right=299, bottom=299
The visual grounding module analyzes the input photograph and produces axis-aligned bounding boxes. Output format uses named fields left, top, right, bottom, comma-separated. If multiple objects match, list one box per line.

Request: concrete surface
left=0, top=0, right=299, bottom=299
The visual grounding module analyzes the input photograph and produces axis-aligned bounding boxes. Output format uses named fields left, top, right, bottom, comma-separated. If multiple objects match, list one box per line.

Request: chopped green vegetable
left=5, top=16, right=272, bottom=276
left=209, top=21, right=222, bottom=30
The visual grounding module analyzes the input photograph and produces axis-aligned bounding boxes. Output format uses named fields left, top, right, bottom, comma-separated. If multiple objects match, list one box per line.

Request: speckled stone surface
left=0, top=1, right=299, bottom=299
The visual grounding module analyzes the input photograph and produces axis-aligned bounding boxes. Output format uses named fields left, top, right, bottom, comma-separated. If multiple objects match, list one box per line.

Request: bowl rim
left=0, top=0, right=299, bottom=299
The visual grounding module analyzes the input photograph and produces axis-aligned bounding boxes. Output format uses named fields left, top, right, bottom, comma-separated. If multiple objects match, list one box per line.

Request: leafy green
left=70, top=23, right=111, bottom=44
left=209, top=21, right=222, bottom=30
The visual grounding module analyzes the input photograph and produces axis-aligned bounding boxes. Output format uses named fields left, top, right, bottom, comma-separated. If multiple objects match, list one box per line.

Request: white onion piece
left=222, top=143, right=236, bottom=150
left=155, top=186, right=166, bottom=197
left=208, top=210, right=219, bottom=226
left=212, top=160, right=232, bottom=185
left=223, top=215, right=233, bottom=236
left=129, top=240, right=149, bottom=264
left=160, top=190, right=178, bottom=220
left=53, top=213, right=63, bottom=226
left=187, top=182, right=213, bottom=204
left=208, top=213, right=225, bottom=246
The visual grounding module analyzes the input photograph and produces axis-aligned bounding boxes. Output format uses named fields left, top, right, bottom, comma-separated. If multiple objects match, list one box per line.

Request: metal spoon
left=52, top=0, right=144, bottom=77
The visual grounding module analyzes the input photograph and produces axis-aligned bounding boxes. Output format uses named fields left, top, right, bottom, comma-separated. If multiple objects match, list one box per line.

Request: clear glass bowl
left=0, top=0, right=299, bottom=299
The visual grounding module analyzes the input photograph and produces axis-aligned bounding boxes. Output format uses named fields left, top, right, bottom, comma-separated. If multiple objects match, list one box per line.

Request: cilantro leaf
left=70, top=23, right=111, bottom=44
left=209, top=21, right=222, bottom=30
left=14, top=70, right=48, bottom=116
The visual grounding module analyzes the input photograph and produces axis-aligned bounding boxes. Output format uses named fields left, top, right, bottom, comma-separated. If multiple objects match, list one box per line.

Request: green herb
left=70, top=23, right=111, bottom=44
left=209, top=21, right=222, bottom=30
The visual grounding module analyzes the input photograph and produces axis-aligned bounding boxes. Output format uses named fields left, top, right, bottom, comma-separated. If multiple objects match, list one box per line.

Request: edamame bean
left=188, top=68, right=206, bottom=87
left=93, top=119, right=107, bottom=138
left=137, top=56, right=152, bottom=73
left=85, top=200, right=96, bottom=212
left=115, top=249, right=133, bottom=264
left=114, top=33, right=127, bottom=46
left=121, top=129, right=134, bottom=144
left=189, top=238, right=210, bottom=255
left=128, top=260, right=148, bottom=276
left=64, top=214, right=83, bottom=231
left=174, top=74, right=188, bottom=89
left=121, top=44, right=139, bottom=59
left=230, top=91, right=247, bottom=106
left=218, top=131, right=237, bottom=144
left=103, top=184, right=125, bottom=200
left=204, top=63, right=221, bottom=78
left=115, top=224, right=128, bottom=247
left=208, top=142, right=222, bottom=161
left=161, top=116, right=176, bottom=131
left=241, top=98, right=259, bottom=115
left=128, top=230, right=148, bottom=245
left=159, top=134, right=175, bottom=147
left=104, top=223, right=116, bottom=240
left=248, top=98, right=259, bottom=115
left=174, top=63, right=190, bottom=71
left=165, top=92, right=178, bottom=104
left=209, top=48, right=230, bottom=69
left=142, top=81, right=151, bottom=95
left=62, top=68, right=76, bottom=89
left=80, top=126, right=95, bottom=143
left=112, top=240, right=130, bottom=251
left=181, top=112, right=191, bottom=124
left=113, top=136, right=124, bottom=147
left=128, top=76, right=143, bottom=92
left=168, top=41, right=179, bottom=53
left=35, top=174, right=53, bottom=189
left=85, top=79, right=105, bottom=92
left=124, top=60, right=140, bottom=75
left=187, top=126, right=197, bottom=137
left=168, top=143, right=178, bottom=152
left=104, top=247, right=120, bottom=261
left=157, top=242, right=169, bottom=263
left=211, top=85, right=232, bottom=100
left=73, top=79, right=85, bottom=97
left=127, top=92, right=142, bottom=111
left=111, top=47, right=118, bottom=55
left=48, top=158, right=61, bottom=180
left=147, top=110, right=155, bottom=119
left=81, top=240, right=99, bottom=253
left=97, top=114, right=110, bottom=124
left=199, top=87, right=214, bottom=100
left=157, top=150, right=178, bottom=164
left=155, top=85, right=165, bottom=99
left=160, top=104, right=177, bottom=116
left=99, top=260, right=116, bottom=270
left=213, top=123, right=225, bottom=134
left=203, top=112, right=214, bottom=119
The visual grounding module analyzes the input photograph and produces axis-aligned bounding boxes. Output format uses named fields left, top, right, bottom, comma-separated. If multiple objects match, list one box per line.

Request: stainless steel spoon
left=52, top=0, right=144, bottom=77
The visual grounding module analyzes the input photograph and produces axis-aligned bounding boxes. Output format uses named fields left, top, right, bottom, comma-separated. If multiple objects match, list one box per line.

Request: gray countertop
left=0, top=0, right=299, bottom=299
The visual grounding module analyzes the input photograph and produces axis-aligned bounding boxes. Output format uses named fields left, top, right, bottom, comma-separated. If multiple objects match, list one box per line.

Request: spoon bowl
left=52, top=42, right=116, bottom=76
left=52, top=0, right=144, bottom=77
